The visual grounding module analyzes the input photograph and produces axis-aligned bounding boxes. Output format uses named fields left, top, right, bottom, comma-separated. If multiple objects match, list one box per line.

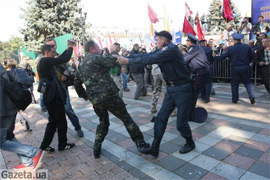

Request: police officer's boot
left=139, top=137, right=161, bottom=157
left=179, top=136, right=195, bottom=154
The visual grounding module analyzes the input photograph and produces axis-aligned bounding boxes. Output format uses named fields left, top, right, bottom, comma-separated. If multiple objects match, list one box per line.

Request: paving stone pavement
left=1, top=82, right=269, bottom=180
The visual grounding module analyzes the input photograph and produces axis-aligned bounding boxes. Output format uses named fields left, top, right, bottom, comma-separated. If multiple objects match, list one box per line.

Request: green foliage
left=0, top=36, right=24, bottom=61
left=21, top=0, right=91, bottom=52
left=207, top=0, right=242, bottom=32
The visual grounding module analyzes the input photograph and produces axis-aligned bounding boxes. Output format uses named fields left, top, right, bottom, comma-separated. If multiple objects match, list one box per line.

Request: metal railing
left=212, top=59, right=262, bottom=85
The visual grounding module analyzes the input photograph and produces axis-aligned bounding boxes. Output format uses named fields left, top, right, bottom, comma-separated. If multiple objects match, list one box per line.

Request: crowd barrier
left=212, top=59, right=262, bottom=85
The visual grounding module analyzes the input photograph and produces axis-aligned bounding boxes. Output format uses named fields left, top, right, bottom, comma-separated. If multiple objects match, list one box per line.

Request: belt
left=165, top=79, right=190, bottom=87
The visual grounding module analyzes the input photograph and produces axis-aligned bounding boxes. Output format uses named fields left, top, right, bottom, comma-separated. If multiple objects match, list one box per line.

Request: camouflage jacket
left=74, top=52, right=119, bottom=105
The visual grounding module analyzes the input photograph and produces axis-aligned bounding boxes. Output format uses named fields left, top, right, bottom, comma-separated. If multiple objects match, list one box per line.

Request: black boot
left=179, top=136, right=195, bottom=154
left=136, top=140, right=150, bottom=149
left=139, top=137, right=161, bottom=157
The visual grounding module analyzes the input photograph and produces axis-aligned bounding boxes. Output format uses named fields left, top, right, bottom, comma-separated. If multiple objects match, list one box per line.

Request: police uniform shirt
left=215, top=42, right=252, bottom=66
left=128, top=42, right=190, bottom=82
left=184, top=44, right=210, bottom=72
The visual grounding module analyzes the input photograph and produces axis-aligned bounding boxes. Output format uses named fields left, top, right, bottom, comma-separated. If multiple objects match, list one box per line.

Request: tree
left=0, top=37, right=24, bottom=61
left=21, top=0, right=91, bottom=52
left=207, top=0, right=241, bottom=32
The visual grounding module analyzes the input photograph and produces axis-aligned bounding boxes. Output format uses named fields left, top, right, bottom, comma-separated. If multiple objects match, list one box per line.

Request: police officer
left=184, top=33, right=211, bottom=121
left=74, top=40, right=149, bottom=159
left=215, top=33, right=255, bottom=104
left=116, top=31, right=195, bottom=157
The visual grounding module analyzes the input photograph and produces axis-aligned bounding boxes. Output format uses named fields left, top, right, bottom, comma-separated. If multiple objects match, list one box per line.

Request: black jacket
left=129, top=49, right=145, bottom=74
left=37, top=47, right=73, bottom=105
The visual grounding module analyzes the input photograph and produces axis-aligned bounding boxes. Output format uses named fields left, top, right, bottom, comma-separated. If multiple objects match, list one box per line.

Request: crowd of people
left=0, top=15, right=269, bottom=172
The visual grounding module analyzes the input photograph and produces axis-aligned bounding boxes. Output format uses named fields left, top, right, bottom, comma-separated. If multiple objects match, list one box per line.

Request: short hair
left=259, top=15, right=264, bottom=19
left=41, top=44, right=53, bottom=55
left=133, top=43, right=139, bottom=48
left=84, top=40, right=96, bottom=53
left=45, top=38, right=56, bottom=44
left=113, top=42, right=120, bottom=47
left=7, top=59, right=17, bottom=67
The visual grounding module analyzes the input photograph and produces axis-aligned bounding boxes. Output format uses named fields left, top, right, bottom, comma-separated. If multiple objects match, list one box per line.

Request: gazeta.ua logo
left=1, top=169, right=48, bottom=180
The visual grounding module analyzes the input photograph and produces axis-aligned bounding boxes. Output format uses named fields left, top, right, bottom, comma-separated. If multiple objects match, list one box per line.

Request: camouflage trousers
left=111, top=75, right=123, bottom=98
left=152, top=74, right=165, bottom=106
left=92, top=95, right=144, bottom=151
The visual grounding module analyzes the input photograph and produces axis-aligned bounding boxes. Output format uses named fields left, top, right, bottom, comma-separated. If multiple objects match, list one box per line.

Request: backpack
left=2, top=69, right=32, bottom=111
left=8, top=69, right=33, bottom=88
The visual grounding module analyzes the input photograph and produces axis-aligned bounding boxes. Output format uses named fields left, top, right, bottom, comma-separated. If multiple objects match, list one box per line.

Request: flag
left=183, top=17, right=196, bottom=36
left=97, top=36, right=103, bottom=49
left=223, top=0, right=234, bottom=23
left=144, top=35, right=155, bottom=52
left=196, top=14, right=204, bottom=40
left=108, top=34, right=113, bottom=45
left=54, top=33, right=73, bottom=54
left=185, top=3, right=193, bottom=19
left=148, top=4, right=159, bottom=24
left=164, top=6, right=170, bottom=32
left=138, top=34, right=142, bottom=43
left=175, top=31, right=182, bottom=44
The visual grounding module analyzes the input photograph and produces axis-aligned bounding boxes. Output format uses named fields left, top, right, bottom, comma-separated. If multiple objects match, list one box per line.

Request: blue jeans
left=64, top=88, right=81, bottom=130
left=0, top=109, right=39, bottom=166
left=40, top=93, right=46, bottom=109
left=154, top=83, right=192, bottom=138
left=122, top=72, right=129, bottom=90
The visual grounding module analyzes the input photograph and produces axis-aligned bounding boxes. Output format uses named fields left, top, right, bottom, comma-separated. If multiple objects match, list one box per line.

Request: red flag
left=185, top=3, right=193, bottom=19
left=183, top=17, right=196, bottom=36
left=223, top=0, right=234, bottom=23
left=196, top=15, right=204, bottom=40
left=108, top=34, right=112, bottom=45
left=148, top=4, right=159, bottom=24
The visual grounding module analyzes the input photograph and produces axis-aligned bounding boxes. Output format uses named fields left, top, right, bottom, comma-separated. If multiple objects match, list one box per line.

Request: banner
left=252, top=0, right=270, bottom=23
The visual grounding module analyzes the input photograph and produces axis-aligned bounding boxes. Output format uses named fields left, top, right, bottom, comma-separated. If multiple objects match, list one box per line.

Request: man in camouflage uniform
left=74, top=40, right=149, bottom=159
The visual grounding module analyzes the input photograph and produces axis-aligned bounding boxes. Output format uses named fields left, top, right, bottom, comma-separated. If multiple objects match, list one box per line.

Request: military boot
left=179, top=136, right=195, bottom=154
left=150, top=105, right=157, bottom=114
left=136, top=140, right=150, bottom=149
left=138, top=137, right=161, bottom=157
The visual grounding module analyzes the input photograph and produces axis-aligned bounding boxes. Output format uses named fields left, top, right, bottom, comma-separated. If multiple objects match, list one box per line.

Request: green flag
left=54, top=33, right=73, bottom=54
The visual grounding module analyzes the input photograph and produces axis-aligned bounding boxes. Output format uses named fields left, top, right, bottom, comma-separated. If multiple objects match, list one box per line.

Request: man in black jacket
left=254, top=38, right=270, bottom=94
left=129, top=44, right=146, bottom=100
left=37, top=43, right=75, bottom=152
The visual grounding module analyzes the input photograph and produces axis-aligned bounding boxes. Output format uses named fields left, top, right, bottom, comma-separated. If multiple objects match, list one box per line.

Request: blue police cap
left=186, top=33, right=199, bottom=43
left=232, top=33, right=244, bottom=40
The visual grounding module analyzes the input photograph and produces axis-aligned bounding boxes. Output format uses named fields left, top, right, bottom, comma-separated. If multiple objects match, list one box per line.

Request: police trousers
left=92, top=95, right=144, bottom=150
left=231, top=66, right=254, bottom=102
left=154, top=83, right=192, bottom=139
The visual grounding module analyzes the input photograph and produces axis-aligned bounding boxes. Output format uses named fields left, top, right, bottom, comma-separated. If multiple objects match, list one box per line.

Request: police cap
left=186, top=33, right=199, bottom=44
left=155, top=31, right=172, bottom=41
left=232, top=33, right=244, bottom=40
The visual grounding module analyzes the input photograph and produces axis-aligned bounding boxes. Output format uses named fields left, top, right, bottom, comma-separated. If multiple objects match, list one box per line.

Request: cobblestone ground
left=1, top=82, right=269, bottom=180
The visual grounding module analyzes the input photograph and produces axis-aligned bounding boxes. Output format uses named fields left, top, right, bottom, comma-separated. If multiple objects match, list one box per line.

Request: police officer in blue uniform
left=184, top=33, right=211, bottom=121
left=215, top=33, right=255, bottom=104
left=116, top=31, right=195, bottom=157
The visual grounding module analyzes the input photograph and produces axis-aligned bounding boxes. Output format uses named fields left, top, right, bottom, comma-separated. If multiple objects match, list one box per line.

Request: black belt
left=165, top=79, right=190, bottom=87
